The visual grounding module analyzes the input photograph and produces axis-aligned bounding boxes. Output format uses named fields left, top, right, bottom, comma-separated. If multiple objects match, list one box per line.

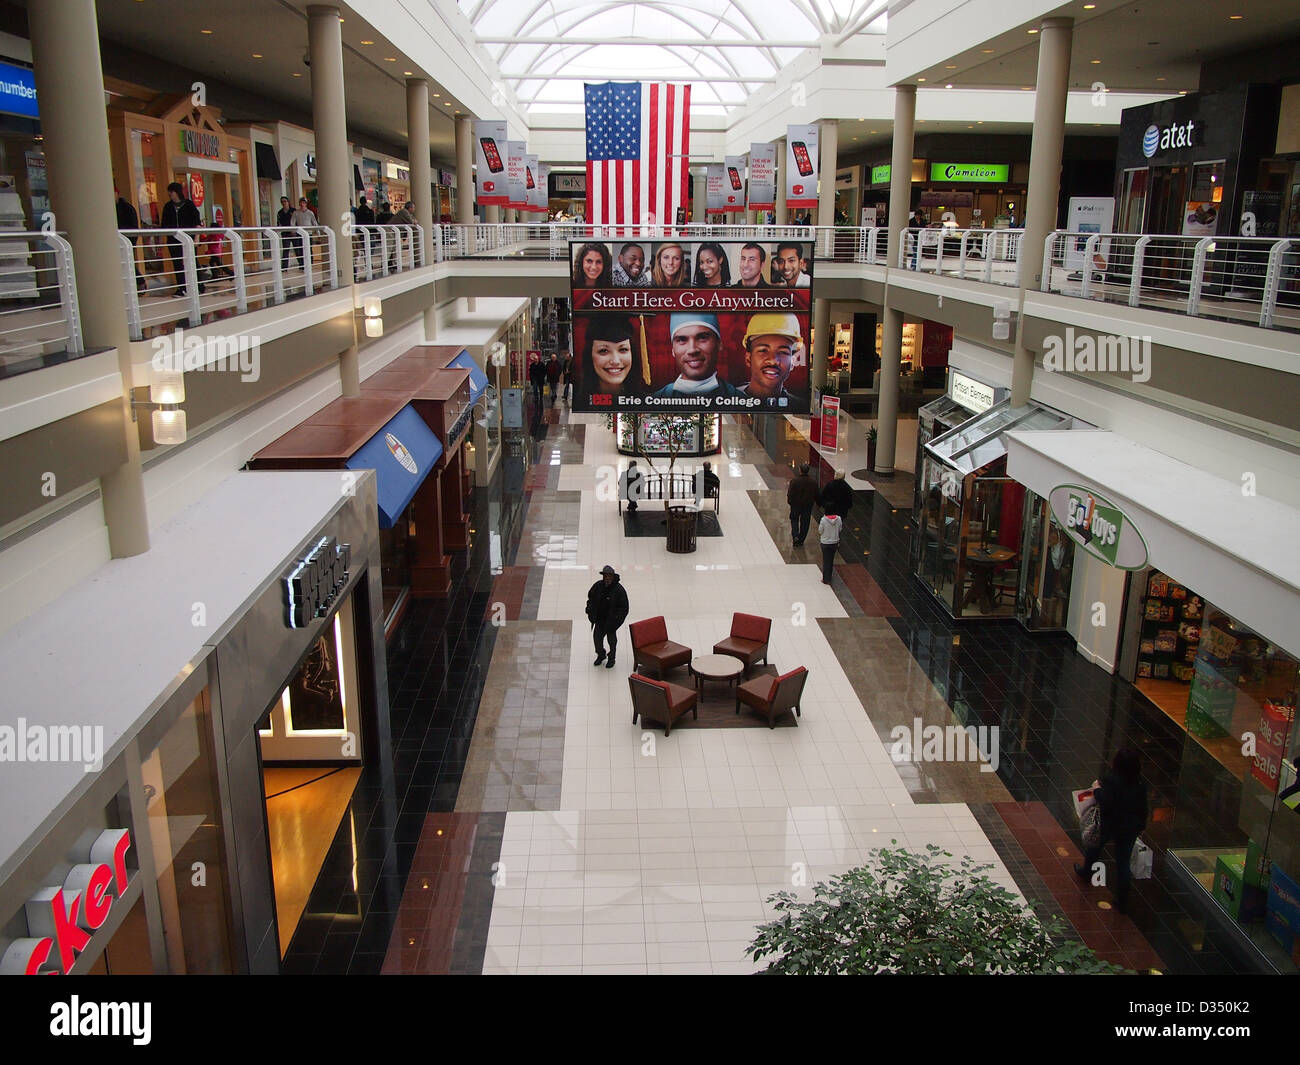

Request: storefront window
left=379, top=504, right=414, bottom=623
left=139, top=686, right=235, bottom=974
left=1017, top=494, right=1074, bottom=630
left=1119, top=168, right=1149, bottom=232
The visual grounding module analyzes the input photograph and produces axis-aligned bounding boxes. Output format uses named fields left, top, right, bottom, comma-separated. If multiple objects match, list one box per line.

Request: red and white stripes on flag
left=585, top=82, right=691, bottom=227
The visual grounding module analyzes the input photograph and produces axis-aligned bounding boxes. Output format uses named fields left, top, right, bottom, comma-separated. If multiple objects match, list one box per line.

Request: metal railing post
left=1129, top=235, right=1151, bottom=308
left=1080, top=234, right=1101, bottom=300
left=47, top=232, right=83, bottom=354
left=1188, top=236, right=1212, bottom=317
left=1260, top=238, right=1290, bottom=329
left=268, top=229, right=285, bottom=304
left=297, top=227, right=316, bottom=295
left=224, top=228, right=247, bottom=313
left=117, top=232, right=142, bottom=341
left=1040, top=232, right=1058, bottom=293
left=958, top=231, right=970, bottom=277
left=176, top=231, right=201, bottom=326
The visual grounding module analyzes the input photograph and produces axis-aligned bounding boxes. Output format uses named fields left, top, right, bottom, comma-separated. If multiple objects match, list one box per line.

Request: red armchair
left=629, top=674, right=698, bottom=736
left=736, top=667, right=808, bottom=729
left=630, top=616, right=692, bottom=677
left=712, top=613, right=772, bottom=677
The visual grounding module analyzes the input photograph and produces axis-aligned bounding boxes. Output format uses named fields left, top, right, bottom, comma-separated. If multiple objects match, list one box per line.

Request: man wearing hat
left=737, top=313, right=805, bottom=406
left=650, top=313, right=743, bottom=400
left=586, top=565, right=630, bottom=669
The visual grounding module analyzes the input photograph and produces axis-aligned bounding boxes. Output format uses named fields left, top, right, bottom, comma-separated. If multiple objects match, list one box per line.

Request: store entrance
left=257, top=594, right=364, bottom=957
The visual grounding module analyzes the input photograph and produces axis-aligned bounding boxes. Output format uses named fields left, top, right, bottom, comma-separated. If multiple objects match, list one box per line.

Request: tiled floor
left=288, top=395, right=1243, bottom=976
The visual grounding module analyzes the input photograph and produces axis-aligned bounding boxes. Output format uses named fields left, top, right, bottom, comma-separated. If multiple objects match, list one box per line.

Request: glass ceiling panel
left=925, top=402, right=1073, bottom=477
left=461, top=0, right=887, bottom=116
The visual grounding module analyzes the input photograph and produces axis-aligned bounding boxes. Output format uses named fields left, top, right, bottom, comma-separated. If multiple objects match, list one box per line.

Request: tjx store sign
left=0, top=829, right=134, bottom=975
left=284, top=536, right=351, bottom=629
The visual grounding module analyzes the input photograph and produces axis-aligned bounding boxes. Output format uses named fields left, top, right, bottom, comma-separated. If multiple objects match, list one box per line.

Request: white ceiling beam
left=476, top=36, right=820, bottom=47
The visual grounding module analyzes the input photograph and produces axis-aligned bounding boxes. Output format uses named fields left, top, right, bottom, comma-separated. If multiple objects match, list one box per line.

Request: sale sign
left=820, top=394, right=840, bottom=449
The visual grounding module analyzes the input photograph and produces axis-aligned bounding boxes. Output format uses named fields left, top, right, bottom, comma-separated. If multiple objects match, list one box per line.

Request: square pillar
left=410, top=472, right=450, bottom=598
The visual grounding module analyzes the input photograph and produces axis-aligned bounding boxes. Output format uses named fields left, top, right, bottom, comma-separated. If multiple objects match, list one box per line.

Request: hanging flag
left=584, top=81, right=691, bottom=226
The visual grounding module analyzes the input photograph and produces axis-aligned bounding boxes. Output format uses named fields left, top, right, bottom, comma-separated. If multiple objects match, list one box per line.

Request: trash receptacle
left=666, top=505, right=699, bottom=554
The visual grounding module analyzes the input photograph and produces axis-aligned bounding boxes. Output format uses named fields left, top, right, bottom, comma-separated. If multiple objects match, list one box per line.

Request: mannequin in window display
left=1042, top=524, right=1074, bottom=627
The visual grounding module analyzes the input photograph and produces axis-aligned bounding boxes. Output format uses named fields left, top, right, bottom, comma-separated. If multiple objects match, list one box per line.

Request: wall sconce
left=150, top=365, right=185, bottom=405
left=152, top=407, right=187, bottom=445
left=363, top=296, right=383, bottom=337
left=991, top=298, right=1011, bottom=342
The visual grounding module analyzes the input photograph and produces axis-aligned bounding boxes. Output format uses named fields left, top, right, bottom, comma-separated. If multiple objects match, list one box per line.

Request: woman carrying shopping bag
left=1075, top=748, right=1148, bottom=913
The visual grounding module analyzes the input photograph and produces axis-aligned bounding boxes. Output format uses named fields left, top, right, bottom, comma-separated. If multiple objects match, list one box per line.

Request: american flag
left=585, top=81, right=691, bottom=226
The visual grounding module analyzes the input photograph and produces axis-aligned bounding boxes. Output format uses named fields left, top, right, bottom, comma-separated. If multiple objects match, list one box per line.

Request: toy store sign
left=1049, top=484, right=1148, bottom=570
left=0, top=829, right=134, bottom=975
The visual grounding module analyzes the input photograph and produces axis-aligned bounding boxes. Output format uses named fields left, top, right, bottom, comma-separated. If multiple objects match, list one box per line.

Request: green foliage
left=745, top=843, right=1125, bottom=975
left=867, top=425, right=878, bottom=443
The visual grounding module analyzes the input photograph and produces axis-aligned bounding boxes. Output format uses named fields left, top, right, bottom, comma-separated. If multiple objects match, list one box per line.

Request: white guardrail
left=0, top=231, right=83, bottom=363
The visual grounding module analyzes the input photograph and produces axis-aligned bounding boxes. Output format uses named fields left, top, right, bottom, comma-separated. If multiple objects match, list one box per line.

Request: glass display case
left=913, top=401, right=1073, bottom=620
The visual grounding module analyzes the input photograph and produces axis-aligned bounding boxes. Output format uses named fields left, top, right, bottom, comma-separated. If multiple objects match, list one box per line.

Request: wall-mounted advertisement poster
left=748, top=142, right=776, bottom=210
left=569, top=238, right=815, bottom=414
left=723, top=155, right=746, bottom=213
left=473, top=120, right=508, bottom=205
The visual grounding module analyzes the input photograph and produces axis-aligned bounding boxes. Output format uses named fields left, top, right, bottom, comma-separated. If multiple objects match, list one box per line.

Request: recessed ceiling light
left=1091, top=59, right=1101, bottom=64
left=200, top=28, right=212, bottom=34
left=443, top=100, right=451, bottom=105
left=945, top=83, right=954, bottom=88
left=403, top=71, right=413, bottom=75
left=870, top=130, right=877, bottom=133
left=917, top=77, right=926, bottom=82
left=977, top=121, right=983, bottom=124
left=384, top=57, right=397, bottom=62
left=1028, top=28, right=1039, bottom=34
left=1083, top=3, right=1096, bottom=8
left=1156, top=76, right=1166, bottom=81
left=1022, top=86, right=1033, bottom=91
left=252, top=53, right=263, bottom=58
left=292, top=72, right=301, bottom=77
left=1178, top=90, right=1188, bottom=95
left=1229, top=14, right=1244, bottom=19
left=944, top=64, right=957, bottom=69
left=361, top=40, right=374, bottom=45
left=981, top=49, right=995, bottom=53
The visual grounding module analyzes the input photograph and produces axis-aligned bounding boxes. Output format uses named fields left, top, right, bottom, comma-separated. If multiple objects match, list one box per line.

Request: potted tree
left=867, top=424, right=878, bottom=472
left=746, top=843, right=1124, bottom=975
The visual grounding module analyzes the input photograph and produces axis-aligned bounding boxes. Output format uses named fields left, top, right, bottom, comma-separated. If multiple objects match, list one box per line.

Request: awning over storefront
left=1005, top=429, right=1300, bottom=658
left=255, top=142, right=282, bottom=181
left=447, top=351, right=489, bottom=406
left=345, top=404, right=443, bottom=528
left=925, top=400, right=1074, bottom=476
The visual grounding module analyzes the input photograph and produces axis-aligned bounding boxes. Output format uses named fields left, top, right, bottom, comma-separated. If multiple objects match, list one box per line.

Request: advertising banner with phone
left=525, top=154, right=545, bottom=212
left=785, top=125, right=819, bottom=209
left=706, top=165, right=726, bottom=211
left=569, top=238, right=814, bottom=415
left=1064, top=197, right=1114, bottom=273
left=506, top=140, right=527, bottom=210
left=474, top=120, right=508, bottom=205
left=748, top=142, right=777, bottom=210
left=723, top=155, right=746, bottom=213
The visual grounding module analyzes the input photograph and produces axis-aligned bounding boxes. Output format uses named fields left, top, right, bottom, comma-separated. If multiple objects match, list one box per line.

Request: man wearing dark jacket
left=160, top=181, right=202, bottom=296
left=355, top=195, right=375, bottom=225
left=586, top=565, right=629, bottom=669
left=819, top=468, right=853, bottom=519
left=528, top=356, right=547, bottom=406
left=787, top=463, right=819, bottom=546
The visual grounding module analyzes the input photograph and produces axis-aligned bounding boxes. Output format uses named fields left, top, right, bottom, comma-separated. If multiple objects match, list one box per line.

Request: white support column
left=1012, top=16, right=1074, bottom=407
left=406, top=77, right=432, bottom=265
left=817, top=119, right=838, bottom=227
left=875, top=84, right=916, bottom=474
left=456, top=115, right=475, bottom=225
left=30, top=0, right=149, bottom=556
left=692, top=166, right=706, bottom=223
left=773, top=137, right=788, bottom=225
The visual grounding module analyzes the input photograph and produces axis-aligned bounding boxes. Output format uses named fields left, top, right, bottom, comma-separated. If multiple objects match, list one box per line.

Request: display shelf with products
left=1136, top=571, right=1203, bottom=683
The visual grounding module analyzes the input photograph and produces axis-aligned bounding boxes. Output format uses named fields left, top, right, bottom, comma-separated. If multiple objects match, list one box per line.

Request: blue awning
left=345, top=404, right=443, bottom=529
left=448, top=351, right=489, bottom=406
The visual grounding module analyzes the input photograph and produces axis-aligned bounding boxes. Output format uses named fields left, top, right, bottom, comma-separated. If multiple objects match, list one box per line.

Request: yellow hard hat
left=742, top=313, right=802, bottom=347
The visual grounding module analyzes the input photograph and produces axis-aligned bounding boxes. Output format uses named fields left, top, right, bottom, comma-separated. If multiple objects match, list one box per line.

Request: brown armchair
left=736, top=666, right=808, bottom=729
left=712, top=613, right=772, bottom=677
left=629, top=674, right=698, bottom=736
left=630, top=616, right=692, bottom=677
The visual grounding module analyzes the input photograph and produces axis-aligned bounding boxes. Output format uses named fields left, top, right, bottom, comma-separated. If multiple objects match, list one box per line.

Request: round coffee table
left=690, top=653, right=744, bottom=695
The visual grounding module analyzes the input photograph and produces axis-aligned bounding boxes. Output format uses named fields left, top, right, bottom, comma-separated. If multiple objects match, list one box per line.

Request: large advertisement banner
left=474, top=120, right=508, bottom=205
left=723, top=155, right=746, bottom=213
left=506, top=140, right=527, bottom=210
left=786, top=124, right=819, bottom=209
left=569, top=238, right=815, bottom=414
left=524, top=153, right=544, bottom=212
left=748, top=142, right=777, bottom=210
left=706, top=165, right=726, bottom=212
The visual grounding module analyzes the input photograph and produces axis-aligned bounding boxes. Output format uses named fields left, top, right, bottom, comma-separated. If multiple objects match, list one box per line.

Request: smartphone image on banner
left=792, top=141, right=814, bottom=177
left=727, top=167, right=743, bottom=190
left=525, top=166, right=536, bottom=190
left=480, top=137, right=504, bottom=173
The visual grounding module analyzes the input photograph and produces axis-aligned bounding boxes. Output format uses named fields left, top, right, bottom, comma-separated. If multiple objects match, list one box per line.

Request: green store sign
left=870, top=164, right=891, bottom=185
left=929, top=162, right=1009, bottom=183
left=1048, top=484, right=1148, bottom=570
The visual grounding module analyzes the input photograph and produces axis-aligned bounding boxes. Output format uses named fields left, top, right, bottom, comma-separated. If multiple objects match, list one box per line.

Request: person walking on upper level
left=160, top=181, right=202, bottom=297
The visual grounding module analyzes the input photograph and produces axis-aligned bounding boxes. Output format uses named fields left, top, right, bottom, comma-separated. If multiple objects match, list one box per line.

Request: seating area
left=626, top=612, right=808, bottom=734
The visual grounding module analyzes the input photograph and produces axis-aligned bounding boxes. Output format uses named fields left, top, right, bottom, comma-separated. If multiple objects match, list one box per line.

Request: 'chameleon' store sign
left=1049, top=484, right=1148, bottom=569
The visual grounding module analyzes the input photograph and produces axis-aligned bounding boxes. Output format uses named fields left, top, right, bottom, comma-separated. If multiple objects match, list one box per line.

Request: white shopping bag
left=1072, top=787, right=1097, bottom=821
left=1131, top=838, right=1154, bottom=880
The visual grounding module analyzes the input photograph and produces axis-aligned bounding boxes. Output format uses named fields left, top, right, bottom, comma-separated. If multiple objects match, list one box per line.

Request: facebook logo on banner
left=0, top=61, right=37, bottom=119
